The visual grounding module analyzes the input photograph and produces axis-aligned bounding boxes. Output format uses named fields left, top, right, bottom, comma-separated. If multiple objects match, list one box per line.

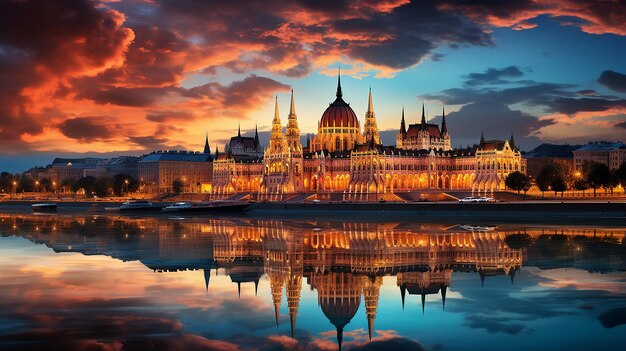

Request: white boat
left=32, top=203, right=57, bottom=211
left=105, top=200, right=164, bottom=212
left=162, top=202, right=193, bottom=212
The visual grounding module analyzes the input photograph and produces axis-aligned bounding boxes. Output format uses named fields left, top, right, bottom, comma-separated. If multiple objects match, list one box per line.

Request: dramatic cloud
left=439, top=0, right=626, bottom=36
left=463, top=66, right=525, bottom=86
left=597, top=70, right=626, bottom=93
left=57, top=116, right=120, bottom=142
left=430, top=102, right=554, bottom=149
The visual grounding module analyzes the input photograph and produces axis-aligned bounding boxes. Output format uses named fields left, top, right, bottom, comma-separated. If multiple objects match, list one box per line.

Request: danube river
left=0, top=214, right=624, bottom=351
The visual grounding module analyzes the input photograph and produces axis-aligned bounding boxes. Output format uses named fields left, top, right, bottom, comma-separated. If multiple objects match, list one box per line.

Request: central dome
left=320, top=74, right=359, bottom=129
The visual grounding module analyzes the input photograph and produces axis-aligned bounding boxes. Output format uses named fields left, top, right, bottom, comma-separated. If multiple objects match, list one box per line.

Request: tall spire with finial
left=420, top=102, right=427, bottom=129
left=400, top=106, right=406, bottom=135
left=269, top=95, right=287, bottom=153
left=286, top=89, right=301, bottom=152
left=363, top=86, right=380, bottom=145
left=237, top=123, right=241, bottom=137
left=336, top=68, right=343, bottom=99
left=441, top=106, right=448, bottom=135
left=509, top=131, right=515, bottom=149
left=254, top=123, right=260, bottom=146
left=203, top=131, right=211, bottom=154
left=480, top=130, right=485, bottom=146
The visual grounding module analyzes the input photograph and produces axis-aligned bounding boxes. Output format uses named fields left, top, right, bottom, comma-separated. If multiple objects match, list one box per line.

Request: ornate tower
left=417, top=103, right=430, bottom=150
left=441, top=106, right=451, bottom=151
left=286, top=90, right=302, bottom=152
left=363, top=87, right=381, bottom=145
left=268, top=96, right=287, bottom=154
left=362, top=276, right=382, bottom=341
left=396, top=107, right=406, bottom=147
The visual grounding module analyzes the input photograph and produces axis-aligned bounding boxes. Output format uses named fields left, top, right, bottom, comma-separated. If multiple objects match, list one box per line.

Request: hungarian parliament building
left=212, top=74, right=525, bottom=197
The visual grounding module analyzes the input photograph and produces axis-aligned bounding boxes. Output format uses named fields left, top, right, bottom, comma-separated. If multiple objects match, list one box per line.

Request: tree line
left=0, top=172, right=139, bottom=198
left=505, top=161, right=626, bottom=197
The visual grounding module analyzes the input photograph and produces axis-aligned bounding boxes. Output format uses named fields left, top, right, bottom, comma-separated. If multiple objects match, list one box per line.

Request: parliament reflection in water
left=1, top=215, right=625, bottom=350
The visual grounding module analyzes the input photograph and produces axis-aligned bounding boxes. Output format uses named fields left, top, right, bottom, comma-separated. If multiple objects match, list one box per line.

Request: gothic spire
left=203, top=269, right=210, bottom=292
left=400, top=285, right=406, bottom=310
left=400, top=106, right=406, bottom=134
left=509, top=131, right=515, bottom=149
left=480, top=131, right=485, bottom=146
left=421, top=293, right=426, bottom=315
left=254, top=124, right=260, bottom=146
left=420, top=102, right=426, bottom=130
left=441, top=285, right=447, bottom=310
left=289, top=88, right=296, bottom=115
left=441, top=106, right=448, bottom=135
left=273, top=95, right=280, bottom=124
left=336, top=68, right=343, bottom=99
left=203, top=131, right=211, bottom=154
left=238, top=123, right=241, bottom=137
left=367, top=86, right=373, bottom=113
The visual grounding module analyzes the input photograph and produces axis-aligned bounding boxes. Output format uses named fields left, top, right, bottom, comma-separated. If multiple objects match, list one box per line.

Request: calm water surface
left=0, top=214, right=625, bottom=351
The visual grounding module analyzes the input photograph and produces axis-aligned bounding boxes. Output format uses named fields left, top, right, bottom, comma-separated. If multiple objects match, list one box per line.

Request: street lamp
left=12, top=181, right=17, bottom=196
left=124, top=178, right=129, bottom=196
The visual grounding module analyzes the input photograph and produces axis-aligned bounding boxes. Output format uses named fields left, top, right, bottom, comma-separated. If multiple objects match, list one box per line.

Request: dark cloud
left=430, top=102, right=554, bottom=150
left=348, top=337, right=426, bottom=351
left=544, top=97, right=626, bottom=115
left=127, top=136, right=170, bottom=150
left=57, top=117, right=118, bottom=142
left=615, top=121, right=626, bottom=129
left=0, top=0, right=133, bottom=148
left=598, top=70, right=626, bottom=93
left=464, top=315, right=525, bottom=335
left=598, top=308, right=626, bottom=329
left=463, top=66, right=525, bottom=86
left=76, top=86, right=176, bottom=107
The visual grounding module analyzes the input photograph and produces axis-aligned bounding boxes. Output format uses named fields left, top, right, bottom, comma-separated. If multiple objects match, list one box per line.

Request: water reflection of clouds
left=1, top=214, right=625, bottom=351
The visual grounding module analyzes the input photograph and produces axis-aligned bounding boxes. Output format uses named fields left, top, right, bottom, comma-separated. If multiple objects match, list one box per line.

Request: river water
left=0, top=214, right=624, bottom=351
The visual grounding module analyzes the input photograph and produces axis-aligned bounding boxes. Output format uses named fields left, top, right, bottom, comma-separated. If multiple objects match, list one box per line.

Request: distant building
left=47, top=158, right=105, bottom=183
left=107, top=156, right=141, bottom=179
left=573, top=141, right=626, bottom=171
left=224, top=125, right=263, bottom=159
left=523, top=143, right=579, bottom=178
left=138, top=151, right=213, bottom=193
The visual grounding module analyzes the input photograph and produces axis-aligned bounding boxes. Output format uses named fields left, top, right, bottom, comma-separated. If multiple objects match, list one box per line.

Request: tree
left=173, top=178, right=184, bottom=194
left=112, top=174, right=139, bottom=196
left=573, top=179, right=589, bottom=196
left=77, top=176, right=98, bottom=196
left=0, top=172, right=13, bottom=193
left=93, top=177, right=113, bottom=198
left=17, top=174, right=35, bottom=193
left=617, top=161, right=626, bottom=189
left=39, top=178, right=52, bottom=192
left=550, top=175, right=567, bottom=197
left=61, top=178, right=78, bottom=194
left=505, top=171, right=531, bottom=195
left=535, top=164, right=560, bottom=198
left=586, top=162, right=611, bottom=198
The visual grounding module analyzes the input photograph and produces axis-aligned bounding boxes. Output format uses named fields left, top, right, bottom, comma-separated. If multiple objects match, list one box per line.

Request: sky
left=1, top=0, right=625, bottom=172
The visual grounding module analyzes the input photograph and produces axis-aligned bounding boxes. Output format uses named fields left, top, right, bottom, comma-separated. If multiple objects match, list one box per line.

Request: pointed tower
left=286, top=272, right=302, bottom=338
left=336, top=68, right=343, bottom=99
left=441, top=106, right=448, bottom=136
left=509, top=132, right=516, bottom=150
left=286, top=89, right=302, bottom=152
left=420, top=103, right=427, bottom=128
left=363, top=276, right=382, bottom=341
left=441, top=106, right=451, bottom=151
left=268, top=96, right=287, bottom=154
left=203, top=268, right=211, bottom=292
left=203, top=131, right=211, bottom=154
left=238, top=123, right=241, bottom=138
left=255, top=124, right=260, bottom=147
left=396, top=106, right=407, bottom=148
left=480, top=131, right=485, bottom=146
left=363, top=87, right=381, bottom=145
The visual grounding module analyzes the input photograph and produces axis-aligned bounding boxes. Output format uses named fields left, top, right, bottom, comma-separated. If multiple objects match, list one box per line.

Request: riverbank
left=0, top=199, right=624, bottom=224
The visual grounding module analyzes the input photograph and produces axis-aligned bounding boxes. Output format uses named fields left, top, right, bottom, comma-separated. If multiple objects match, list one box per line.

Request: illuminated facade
left=212, top=74, right=525, bottom=197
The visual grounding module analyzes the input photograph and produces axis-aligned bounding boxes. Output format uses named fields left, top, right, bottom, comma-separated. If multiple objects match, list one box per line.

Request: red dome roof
left=320, top=99, right=359, bottom=128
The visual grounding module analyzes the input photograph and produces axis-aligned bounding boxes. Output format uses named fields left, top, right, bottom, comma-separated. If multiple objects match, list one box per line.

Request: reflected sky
left=0, top=215, right=625, bottom=351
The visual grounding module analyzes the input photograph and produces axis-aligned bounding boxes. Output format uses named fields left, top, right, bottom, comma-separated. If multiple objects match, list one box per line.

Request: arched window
left=335, top=138, right=341, bottom=150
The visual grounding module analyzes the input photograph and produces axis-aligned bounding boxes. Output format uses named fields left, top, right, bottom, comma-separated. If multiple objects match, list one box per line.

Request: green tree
left=93, top=177, right=113, bottom=198
left=77, top=176, right=98, bottom=196
left=586, top=162, right=611, bottom=198
left=112, top=174, right=139, bottom=196
left=173, top=178, right=184, bottom=194
left=551, top=175, right=567, bottom=197
left=505, top=171, right=531, bottom=195
left=535, top=164, right=560, bottom=198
